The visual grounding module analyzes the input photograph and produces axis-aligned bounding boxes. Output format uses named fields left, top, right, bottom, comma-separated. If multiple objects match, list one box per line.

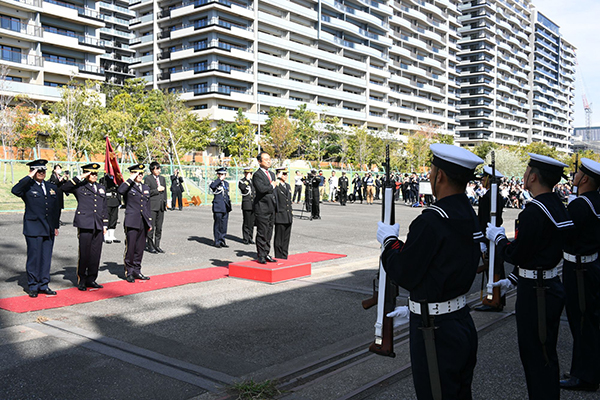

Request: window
left=1, top=15, right=20, bottom=32
left=194, top=104, right=208, bottom=110
left=1, top=45, right=20, bottom=63
left=218, top=105, right=236, bottom=110
left=44, top=81, right=60, bottom=87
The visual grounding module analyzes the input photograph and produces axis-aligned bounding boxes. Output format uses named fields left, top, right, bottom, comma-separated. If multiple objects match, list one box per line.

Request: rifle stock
left=483, top=151, right=502, bottom=307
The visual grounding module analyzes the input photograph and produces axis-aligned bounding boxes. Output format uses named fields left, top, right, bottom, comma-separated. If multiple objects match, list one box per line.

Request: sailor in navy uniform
left=118, top=164, right=152, bottom=282
left=61, top=163, right=108, bottom=290
left=377, top=144, right=484, bottom=400
left=486, top=153, right=574, bottom=400
left=11, top=159, right=60, bottom=297
left=274, top=167, right=293, bottom=259
left=210, top=167, right=232, bottom=248
left=238, top=167, right=255, bottom=245
left=560, top=158, right=600, bottom=392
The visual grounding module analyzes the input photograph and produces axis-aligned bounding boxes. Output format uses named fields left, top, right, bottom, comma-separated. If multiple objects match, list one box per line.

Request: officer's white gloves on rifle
left=486, top=222, right=506, bottom=244
left=386, top=305, right=409, bottom=328
left=489, top=279, right=515, bottom=297
left=377, top=221, right=399, bottom=245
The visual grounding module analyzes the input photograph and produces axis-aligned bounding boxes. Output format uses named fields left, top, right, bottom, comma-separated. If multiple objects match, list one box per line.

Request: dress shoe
left=126, top=275, right=135, bottom=283
left=265, top=255, right=277, bottom=262
left=257, top=258, right=266, bottom=264
left=243, top=240, right=249, bottom=245
left=113, top=239, right=121, bottom=243
left=78, top=284, right=87, bottom=291
left=155, top=247, right=165, bottom=253
left=87, top=282, right=103, bottom=289
left=220, top=243, right=229, bottom=248
left=560, top=377, right=599, bottom=392
left=40, top=288, right=57, bottom=295
left=249, top=240, right=255, bottom=244
left=134, top=274, right=150, bottom=280
left=105, top=239, right=112, bottom=244
left=145, top=247, right=158, bottom=254
left=473, top=305, right=503, bottom=312
left=215, top=243, right=222, bottom=248
left=28, top=290, right=38, bottom=298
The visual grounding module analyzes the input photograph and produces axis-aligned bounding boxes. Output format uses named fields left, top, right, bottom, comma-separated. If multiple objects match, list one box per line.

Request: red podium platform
left=228, top=252, right=346, bottom=284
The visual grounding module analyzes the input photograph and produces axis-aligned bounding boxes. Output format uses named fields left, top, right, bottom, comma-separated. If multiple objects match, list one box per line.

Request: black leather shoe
left=560, top=377, right=599, bottom=392
left=28, top=290, right=38, bottom=298
left=215, top=243, right=222, bottom=248
left=257, top=258, right=266, bottom=264
left=221, top=243, right=229, bottom=248
left=126, top=275, right=135, bottom=283
left=87, top=282, right=103, bottom=289
left=474, top=305, right=503, bottom=312
left=243, top=240, right=249, bottom=245
left=145, top=247, right=158, bottom=254
left=156, top=247, right=165, bottom=253
left=265, top=256, right=276, bottom=262
left=134, top=274, right=150, bottom=280
left=78, top=284, right=87, bottom=291
left=249, top=240, right=255, bottom=244
left=105, top=239, right=112, bottom=244
left=40, top=288, right=57, bottom=295
left=113, top=239, right=121, bottom=243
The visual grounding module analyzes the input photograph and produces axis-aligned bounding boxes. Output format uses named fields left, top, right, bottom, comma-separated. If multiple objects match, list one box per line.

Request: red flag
left=105, top=136, right=124, bottom=185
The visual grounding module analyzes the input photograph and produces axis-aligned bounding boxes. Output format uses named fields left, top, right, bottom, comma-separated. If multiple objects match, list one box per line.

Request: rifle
left=365, top=145, right=398, bottom=357
left=572, top=154, right=579, bottom=197
left=482, top=151, right=501, bottom=308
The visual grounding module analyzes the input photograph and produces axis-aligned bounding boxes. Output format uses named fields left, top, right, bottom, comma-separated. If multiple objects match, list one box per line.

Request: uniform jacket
left=238, top=177, right=255, bottom=211
left=100, top=175, right=121, bottom=208
left=275, top=182, right=293, bottom=225
left=252, top=168, right=276, bottom=215
left=210, top=178, right=232, bottom=214
left=48, top=172, right=66, bottom=210
left=144, top=174, right=168, bottom=212
left=61, top=177, right=108, bottom=230
left=118, top=179, right=152, bottom=229
left=170, top=174, right=184, bottom=193
left=564, top=191, right=600, bottom=255
left=11, top=176, right=60, bottom=236
left=339, top=176, right=349, bottom=191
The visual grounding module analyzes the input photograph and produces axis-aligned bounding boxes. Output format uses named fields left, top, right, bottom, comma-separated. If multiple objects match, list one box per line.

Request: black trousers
left=213, top=212, right=229, bottom=245
left=242, top=209, right=255, bottom=242
left=25, top=235, right=55, bottom=291
left=339, top=189, right=348, bottom=205
left=563, top=259, right=600, bottom=385
left=516, top=276, right=565, bottom=400
left=255, top=212, right=274, bottom=259
left=124, top=225, right=147, bottom=277
left=353, top=188, right=362, bottom=203
left=77, top=228, right=103, bottom=285
left=311, top=190, right=320, bottom=217
left=410, top=307, right=477, bottom=400
left=293, top=185, right=302, bottom=202
left=107, top=205, right=119, bottom=229
left=148, top=209, right=164, bottom=248
left=274, top=223, right=292, bottom=259
left=172, top=190, right=183, bottom=210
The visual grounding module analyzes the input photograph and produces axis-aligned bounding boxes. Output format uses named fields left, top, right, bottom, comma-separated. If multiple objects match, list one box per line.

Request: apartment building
left=128, top=0, right=462, bottom=136
left=0, top=0, right=106, bottom=104
left=99, top=0, right=136, bottom=84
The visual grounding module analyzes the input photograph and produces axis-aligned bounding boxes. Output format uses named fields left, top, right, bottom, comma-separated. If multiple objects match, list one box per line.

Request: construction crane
left=576, top=57, right=593, bottom=140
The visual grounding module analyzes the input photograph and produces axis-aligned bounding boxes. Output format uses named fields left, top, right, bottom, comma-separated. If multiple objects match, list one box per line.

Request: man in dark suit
left=118, top=164, right=152, bottom=282
left=11, top=159, right=60, bottom=298
left=338, top=171, right=349, bottom=206
left=48, top=164, right=67, bottom=225
left=144, top=161, right=167, bottom=253
left=100, top=173, right=121, bottom=244
left=170, top=168, right=184, bottom=211
left=61, top=163, right=108, bottom=290
left=253, top=152, right=277, bottom=264
left=238, top=167, right=255, bottom=245
left=210, top=167, right=232, bottom=248
left=274, top=167, right=293, bottom=259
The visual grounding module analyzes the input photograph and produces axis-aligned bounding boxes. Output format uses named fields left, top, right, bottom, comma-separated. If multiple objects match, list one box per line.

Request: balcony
left=1, top=49, right=43, bottom=69
left=0, top=16, right=42, bottom=38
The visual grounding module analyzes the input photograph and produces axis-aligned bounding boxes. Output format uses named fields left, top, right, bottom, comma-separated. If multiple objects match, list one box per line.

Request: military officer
left=238, top=167, right=255, bottom=245
left=377, top=144, right=484, bottom=400
left=253, top=152, right=277, bottom=264
left=61, top=163, right=108, bottom=290
left=560, top=158, right=600, bottom=392
left=486, top=153, right=573, bottom=400
left=338, top=171, right=349, bottom=206
left=305, top=169, right=320, bottom=219
left=144, top=161, right=167, bottom=253
left=170, top=168, right=184, bottom=211
left=11, top=159, right=60, bottom=298
left=118, top=164, right=152, bottom=282
left=48, top=164, right=67, bottom=225
left=100, top=172, right=122, bottom=244
left=274, top=167, right=293, bottom=259
left=210, top=167, right=232, bottom=248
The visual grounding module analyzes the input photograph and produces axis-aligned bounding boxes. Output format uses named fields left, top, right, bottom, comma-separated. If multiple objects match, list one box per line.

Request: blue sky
left=535, top=0, right=600, bottom=128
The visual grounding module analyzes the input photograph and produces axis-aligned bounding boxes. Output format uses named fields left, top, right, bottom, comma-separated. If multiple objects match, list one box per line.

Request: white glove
left=480, top=242, right=487, bottom=254
left=377, top=221, right=399, bottom=245
left=567, top=194, right=577, bottom=204
left=486, top=222, right=506, bottom=243
left=489, top=278, right=515, bottom=297
left=386, top=305, right=409, bottom=328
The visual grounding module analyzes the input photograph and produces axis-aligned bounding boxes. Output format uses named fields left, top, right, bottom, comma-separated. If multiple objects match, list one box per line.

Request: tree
left=213, top=109, right=254, bottom=162
left=13, top=105, right=48, bottom=159
left=261, top=115, right=297, bottom=162
left=348, top=127, right=372, bottom=169
left=291, top=104, right=317, bottom=159
left=473, top=141, right=500, bottom=160
left=484, top=147, right=527, bottom=179
left=521, top=142, right=558, bottom=159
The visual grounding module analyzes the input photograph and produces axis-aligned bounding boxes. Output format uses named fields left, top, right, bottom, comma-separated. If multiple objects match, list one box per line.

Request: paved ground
left=0, top=199, right=594, bottom=399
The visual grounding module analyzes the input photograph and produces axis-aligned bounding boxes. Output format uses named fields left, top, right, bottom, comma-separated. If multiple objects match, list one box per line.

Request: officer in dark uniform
left=352, top=174, right=362, bottom=203
left=144, top=161, right=167, bottom=253
left=274, top=167, right=293, bottom=259
left=253, top=151, right=277, bottom=264
left=170, top=168, right=184, bottom=211
left=377, top=144, right=484, bottom=400
left=238, top=167, right=255, bottom=245
left=48, top=164, right=67, bottom=225
left=11, top=159, right=60, bottom=297
left=338, top=171, right=349, bottom=206
left=210, top=167, right=232, bottom=248
left=100, top=172, right=121, bottom=244
left=304, top=169, right=320, bottom=219
left=61, top=163, right=108, bottom=290
left=486, top=153, right=573, bottom=400
left=118, top=164, right=152, bottom=282
left=560, top=157, right=600, bottom=392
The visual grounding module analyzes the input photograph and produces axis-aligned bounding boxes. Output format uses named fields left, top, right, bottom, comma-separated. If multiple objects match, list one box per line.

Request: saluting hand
left=79, top=171, right=92, bottom=180
left=129, top=172, right=139, bottom=181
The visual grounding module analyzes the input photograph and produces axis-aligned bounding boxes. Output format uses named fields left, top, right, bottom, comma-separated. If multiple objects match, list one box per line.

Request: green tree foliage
left=291, top=104, right=317, bottom=159
left=261, top=115, right=297, bottom=162
left=14, top=105, right=48, bottom=156
left=348, top=127, right=372, bottom=169
left=473, top=141, right=500, bottom=160
left=213, top=109, right=254, bottom=162
left=521, top=142, right=558, bottom=159
left=484, top=147, right=527, bottom=179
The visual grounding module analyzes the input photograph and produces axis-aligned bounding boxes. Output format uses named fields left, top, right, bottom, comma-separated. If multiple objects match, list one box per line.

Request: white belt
left=408, top=295, right=467, bottom=316
left=518, top=266, right=559, bottom=280
left=563, top=252, right=598, bottom=264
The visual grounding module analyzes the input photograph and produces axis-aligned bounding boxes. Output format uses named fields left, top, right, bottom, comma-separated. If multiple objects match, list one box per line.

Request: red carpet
left=0, top=267, right=229, bottom=313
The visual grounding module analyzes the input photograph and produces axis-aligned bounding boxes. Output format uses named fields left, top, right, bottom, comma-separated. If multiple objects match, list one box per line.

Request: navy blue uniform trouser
left=242, top=210, right=254, bottom=242
left=25, top=235, right=55, bottom=291
left=410, top=307, right=477, bottom=400
left=77, top=228, right=103, bottom=285
left=124, top=225, right=147, bottom=277
left=255, top=212, right=274, bottom=259
left=274, top=223, right=291, bottom=259
left=516, top=277, right=565, bottom=400
left=213, top=212, right=229, bottom=245
left=563, top=259, right=600, bottom=385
